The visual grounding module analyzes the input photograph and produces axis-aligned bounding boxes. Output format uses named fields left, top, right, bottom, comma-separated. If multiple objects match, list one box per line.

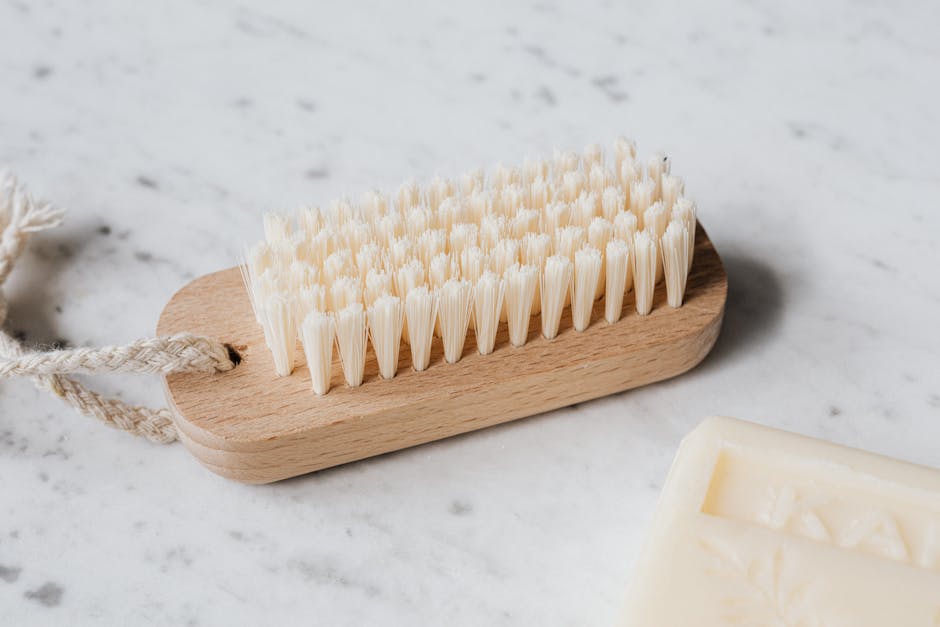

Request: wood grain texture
left=157, top=223, right=727, bottom=483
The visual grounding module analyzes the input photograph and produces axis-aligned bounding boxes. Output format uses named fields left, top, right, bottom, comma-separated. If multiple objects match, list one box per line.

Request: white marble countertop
left=1, top=0, right=938, bottom=624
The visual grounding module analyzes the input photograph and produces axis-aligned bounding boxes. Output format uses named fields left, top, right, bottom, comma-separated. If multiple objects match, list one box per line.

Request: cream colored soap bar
left=625, top=416, right=940, bottom=626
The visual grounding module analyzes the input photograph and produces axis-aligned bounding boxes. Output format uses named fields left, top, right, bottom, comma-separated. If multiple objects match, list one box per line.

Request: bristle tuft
left=504, top=264, right=538, bottom=347
left=633, top=231, right=657, bottom=316
left=472, top=271, right=505, bottom=355
left=335, top=304, right=367, bottom=387
left=438, top=278, right=472, bottom=364
left=605, top=239, right=630, bottom=323
left=541, top=255, right=572, bottom=340
left=572, top=247, right=602, bottom=331
left=368, top=295, right=404, bottom=379
left=405, top=287, right=437, bottom=371
left=300, top=311, right=334, bottom=395
left=261, top=294, right=296, bottom=376
left=661, top=221, right=691, bottom=308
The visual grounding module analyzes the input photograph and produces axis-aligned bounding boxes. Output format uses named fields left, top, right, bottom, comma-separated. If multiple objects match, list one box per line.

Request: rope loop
left=0, top=171, right=236, bottom=443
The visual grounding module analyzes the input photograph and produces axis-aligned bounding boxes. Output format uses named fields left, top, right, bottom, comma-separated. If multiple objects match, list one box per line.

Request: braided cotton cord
left=0, top=172, right=235, bottom=443
left=0, top=334, right=234, bottom=377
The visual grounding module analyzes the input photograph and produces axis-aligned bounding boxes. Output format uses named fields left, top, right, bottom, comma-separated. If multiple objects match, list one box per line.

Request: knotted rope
left=0, top=171, right=236, bottom=443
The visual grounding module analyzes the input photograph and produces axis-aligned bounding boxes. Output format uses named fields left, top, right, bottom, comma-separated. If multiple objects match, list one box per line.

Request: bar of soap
left=625, top=416, right=940, bottom=626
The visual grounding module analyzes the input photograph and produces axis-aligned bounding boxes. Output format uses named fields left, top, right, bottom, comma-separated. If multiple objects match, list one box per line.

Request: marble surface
left=1, top=0, right=938, bottom=624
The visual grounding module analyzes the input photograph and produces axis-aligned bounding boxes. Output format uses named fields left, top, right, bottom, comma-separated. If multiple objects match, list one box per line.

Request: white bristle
left=630, top=179, right=656, bottom=224
left=555, top=226, right=586, bottom=262
left=498, top=185, right=524, bottom=216
left=297, top=206, right=322, bottom=236
left=572, top=247, right=602, bottom=332
left=428, top=253, right=453, bottom=290
left=242, top=243, right=271, bottom=321
left=527, top=177, right=551, bottom=211
left=293, top=236, right=318, bottom=266
left=395, top=258, right=425, bottom=344
left=661, top=174, right=684, bottom=212
left=643, top=201, right=670, bottom=283
left=672, top=198, right=697, bottom=270
left=561, top=171, right=586, bottom=202
left=605, top=240, right=630, bottom=324
left=480, top=214, right=508, bottom=250
left=436, top=197, right=463, bottom=231
left=308, top=230, right=332, bottom=266
left=360, top=190, right=388, bottom=216
left=522, top=232, right=552, bottom=268
left=633, top=230, right=657, bottom=316
left=472, top=271, right=505, bottom=355
left=588, top=217, right=614, bottom=300
left=613, top=136, right=637, bottom=172
left=522, top=157, right=549, bottom=184
left=504, top=264, right=538, bottom=347
left=344, top=220, right=373, bottom=252
left=613, top=210, right=638, bottom=246
left=491, top=238, right=520, bottom=277
left=543, top=201, right=570, bottom=234
left=450, top=222, right=479, bottom=254
left=300, top=311, right=334, bottom=396
left=331, top=198, right=357, bottom=226
left=389, top=236, right=414, bottom=268
left=247, top=140, right=701, bottom=381
left=619, top=161, right=641, bottom=199
left=460, top=168, right=484, bottom=195
left=263, top=212, right=291, bottom=243
left=601, top=186, right=626, bottom=221
left=492, top=163, right=520, bottom=190
left=375, top=213, right=404, bottom=244
left=583, top=144, right=603, bottom=170
left=396, top=179, right=421, bottom=212
left=643, top=201, right=669, bottom=239
left=460, top=245, right=487, bottom=283
left=364, top=269, right=392, bottom=307
left=572, top=192, right=598, bottom=229
left=646, top=152, right=670, bottom=199
left=466, top=189, right=492, bottom=222
left=245, top=241, right=272, bottom=278
left=671, top=197, right=696, bottom=224
left=540, top=255, right=572, bottom=340
left=522, top=232, right=551, bottom=315
left=260, top=293, right=296, bottom=376
left=405, top=286, right=437, bottom=371
left=661, top=221, right=691, bottom=308
left=368, top=295, right=404, bottom=379
left=511, top=208, right=540, bottom=238
left=438, top=278, right=472, bottom=364
left=329, top=276, right=361, bottom=312
left=427, top=176, right=454, bottom=211
left=405, top=206, right=432, bottom=238
left=417, top=229, right=447, bottom=267
left=335, top=303, right=367, bottom=387
left=395, top=259, right=425, bottom=298
left=294, top=285, right=327, bottom=321
left=553, top=149, right=580, bottom=177
left=355, top=242, right=382, bottom=282
left=323, top=249, right=353, bottom=285
left=588, top=164, right=615, bottom=195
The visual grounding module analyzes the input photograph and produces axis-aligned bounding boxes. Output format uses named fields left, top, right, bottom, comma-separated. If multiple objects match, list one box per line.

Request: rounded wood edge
left=173, top=426, right=277, bottom=484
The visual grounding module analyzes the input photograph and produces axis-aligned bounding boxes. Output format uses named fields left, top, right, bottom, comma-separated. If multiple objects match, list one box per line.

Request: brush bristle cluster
left=243, top=138, right=697, bottom=394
